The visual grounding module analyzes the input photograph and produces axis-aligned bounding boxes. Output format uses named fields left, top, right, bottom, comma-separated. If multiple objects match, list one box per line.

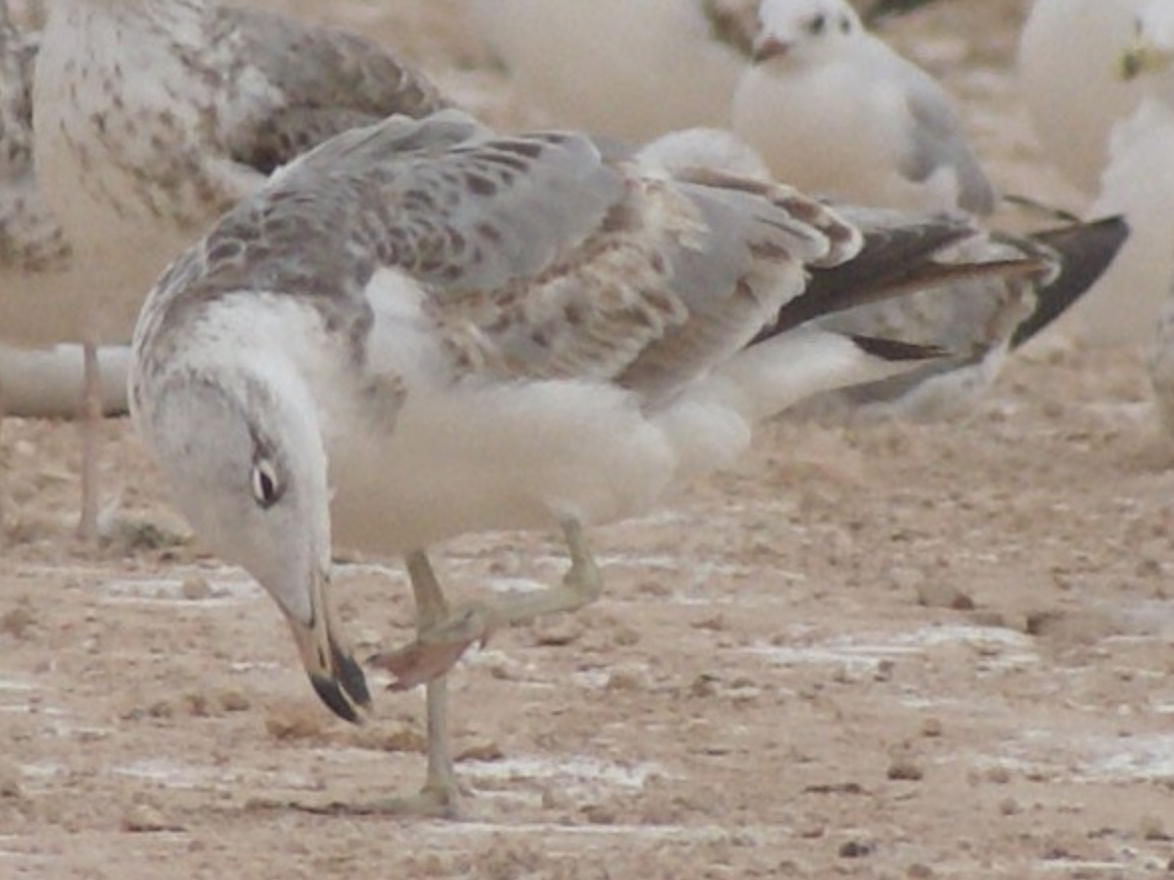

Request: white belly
left=327, top=378, right=679, bottom=555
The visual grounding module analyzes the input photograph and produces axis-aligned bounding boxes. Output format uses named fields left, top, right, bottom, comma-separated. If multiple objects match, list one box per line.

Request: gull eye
left=840, top=14, right=852, bottom=33
left=808, top=13, right=826, bottom=34
left=251, top=458, right=282, bottom=509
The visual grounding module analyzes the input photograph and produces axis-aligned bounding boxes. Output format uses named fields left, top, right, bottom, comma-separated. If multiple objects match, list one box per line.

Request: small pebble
left=887, top=758, right=924, bottom=781
left=0, top=605, right=36, bottom=639
left=180, top=576, right=212, bottom=601
left=984, top=766, right=1012, bottom=784
left=605, top=669, right=645, bottom=692
left=0, top=761, right=24, bottom=799
left=530, top=614, right=583, bottom=647
left=920, top=717, right=943, bottom=738
left=123, top=803, right=172, bottom=833
left=581, top=803, right=617, bottom=825
left=349, top=723, right=426, bottom=753
left=916, top=580, right=975, bottom=611
left=1142, top=814, right=1171, bottom=841
left=218, top=689, right=251, bottom=712
left=838, top=840, right=874, bottom=859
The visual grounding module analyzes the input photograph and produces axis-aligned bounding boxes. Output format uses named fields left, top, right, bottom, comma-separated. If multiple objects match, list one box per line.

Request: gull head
left=1119, top=2, right=1174, bottom=81
left=751, top=0, right=863, bottom=66
left=131, top=349, right=371, bottom=724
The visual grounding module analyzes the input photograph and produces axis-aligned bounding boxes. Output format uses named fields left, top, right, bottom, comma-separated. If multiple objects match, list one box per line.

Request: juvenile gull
left=732, top=0, right=996, bottom=215
left=26, top=0, right=447, bottom=538
left=130, top=110, right=1054, bottom=815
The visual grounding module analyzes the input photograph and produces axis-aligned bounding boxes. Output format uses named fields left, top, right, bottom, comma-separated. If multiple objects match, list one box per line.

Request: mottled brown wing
left=151, top=112, right=863, bottom=403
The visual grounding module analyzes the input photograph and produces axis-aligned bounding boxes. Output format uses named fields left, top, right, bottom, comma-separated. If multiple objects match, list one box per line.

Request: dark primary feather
left=1009, top=215, right=1129, bottom=349
left=755, top=207, right=975, bottom=338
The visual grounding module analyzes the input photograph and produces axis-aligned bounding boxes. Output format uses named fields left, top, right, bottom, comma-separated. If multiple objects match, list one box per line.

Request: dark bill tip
left=332, top=643, right=372, bottom=709
left=851, top=335, right=948, bottom=362
left=310, top=673, right=363, bottom=724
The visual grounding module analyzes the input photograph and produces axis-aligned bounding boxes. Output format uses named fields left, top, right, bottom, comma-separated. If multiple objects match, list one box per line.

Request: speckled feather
left=136, top=112, right=866, bottom=406
left=33, top=0, right=449, bottom=304
left=0, top=12, right=69, bottom=275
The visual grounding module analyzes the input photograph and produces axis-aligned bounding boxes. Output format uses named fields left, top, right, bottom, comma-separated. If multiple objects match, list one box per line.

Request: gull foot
left=370, top=604, right=495, bottom=690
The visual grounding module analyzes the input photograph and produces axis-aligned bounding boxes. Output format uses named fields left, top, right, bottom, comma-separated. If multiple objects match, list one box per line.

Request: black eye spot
left=808, top=13, right=826, bottom=34
left=840, top=14, right=852, bottom=33
left=251, top=458, right=282, bottom=509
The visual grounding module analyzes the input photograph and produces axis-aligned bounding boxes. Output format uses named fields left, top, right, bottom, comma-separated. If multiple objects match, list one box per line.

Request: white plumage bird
left=1018, top=0, right=1149, bottom=196
left=131, top=110, right=1052, bottom=815
left=732, top=0, right=996, bottom=215
left=1065, top=0, right=1174, bottom=346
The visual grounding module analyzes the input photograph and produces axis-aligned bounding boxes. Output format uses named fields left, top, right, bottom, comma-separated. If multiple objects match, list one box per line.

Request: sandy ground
left=2, top=1, right=1174, bottom=878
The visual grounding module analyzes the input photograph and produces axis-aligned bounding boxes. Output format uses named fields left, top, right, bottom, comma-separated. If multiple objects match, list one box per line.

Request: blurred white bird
left=1069, top=0, right=1174, bottom=347
left=732, top=0, right=996, bottom=214
left=1112, top=1, right=1174, bottom=428
left=463, top=0, right=751, bottom=141
left=1018, top=0, right=1148, bottom=196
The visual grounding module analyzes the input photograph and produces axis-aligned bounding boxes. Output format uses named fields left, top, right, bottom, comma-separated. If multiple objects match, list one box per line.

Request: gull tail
left=1009, top=215, right=1130, bottom=349
left=752, top=209, right=1052, bottom=344
left=711, top=328, right=947, bottom=425
left=658, top=328, right=948, bottom=481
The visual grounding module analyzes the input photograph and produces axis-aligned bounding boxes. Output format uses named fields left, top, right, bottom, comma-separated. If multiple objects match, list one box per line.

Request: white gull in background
left=462, top=0, right=753, bottom=140
left=1018, top=0, right=1148, bottom=197
left=701, top=0, right=1131, bottom=419
left=732, top=0, right=996, bottom=215
left=26, top=0, right=448, bottom=538
left=1069, top=0, right=1174, bottom=348
left=131, top=109, right=1053, bottom=815
left=1116, top=2, right=1174, bottom=434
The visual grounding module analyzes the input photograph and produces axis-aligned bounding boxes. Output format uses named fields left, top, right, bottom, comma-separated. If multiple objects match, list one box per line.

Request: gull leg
left=77, top=342, right=102, bottom=543
left=376, top=551, right=462, bottom=817
left=297, top=552, right=463, bottom=819
left=373, top=519, right=601, bottom=689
